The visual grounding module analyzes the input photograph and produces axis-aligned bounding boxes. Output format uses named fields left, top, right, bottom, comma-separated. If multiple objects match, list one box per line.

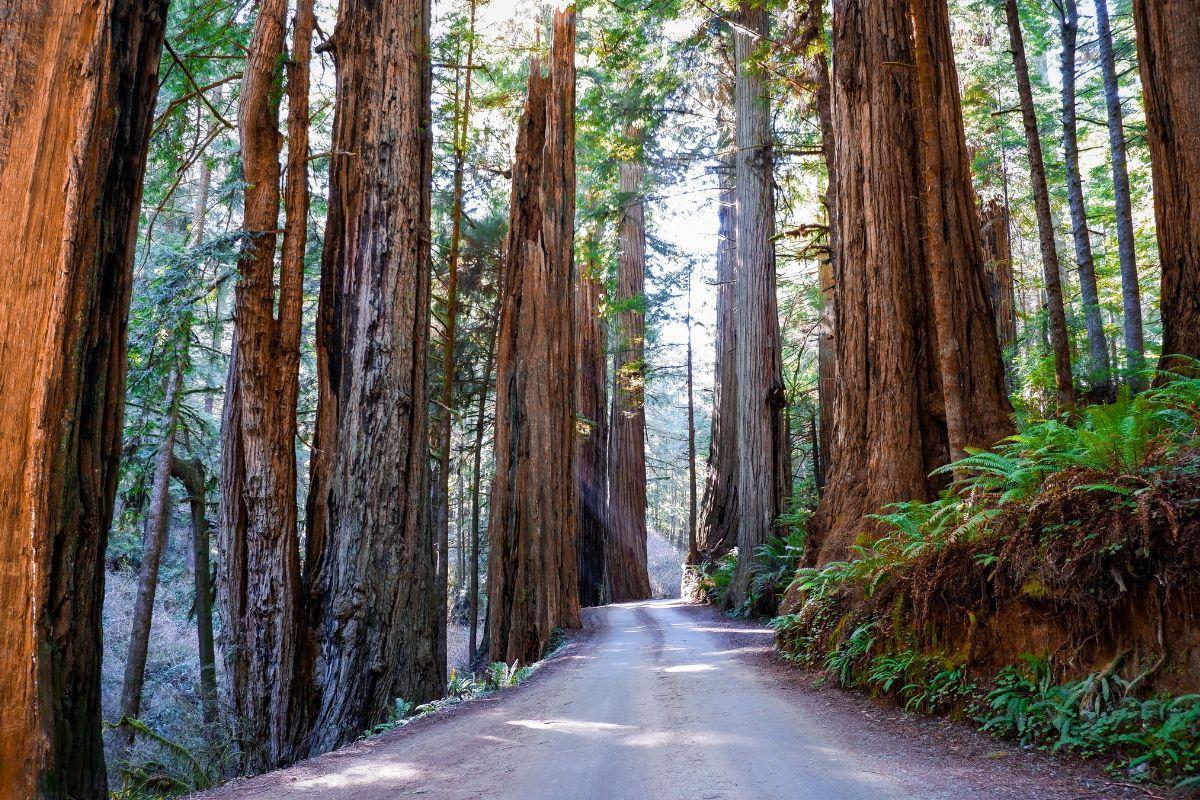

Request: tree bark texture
left=728, top=3, right=790, bottom=606
left=809, top=0, right=1013, bottom=566
left=469, top=298, right=500, bottom=661
left=487, top=10, right=582, bottom=665
left=218, top=0, right=312, bottom=772
left=607, top=151, right=653, bottom=603
left=0, top=3, right=166, bottom=796
left=170, top=456, right=218, bottom=728
left=1094, top=0, right=1145, bottom=385
left=304, top=0, right=443, bottom=755
left=980, top=198, right=1018, bottom=355
left=1131, top=0, right=1200, bottom=371
left=1057, top=0, right=1112, bottom=391
left=696, top=164, right=739, bottom=563
left=1005, top=0, right=1076, bottom=406
left=575, top=253, right=609, bottom=607
left=118, top=364, right=184, bottom=751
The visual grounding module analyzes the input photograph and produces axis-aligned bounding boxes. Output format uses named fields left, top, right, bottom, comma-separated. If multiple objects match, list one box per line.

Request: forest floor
left=196, top=600, right=1180, bottom=800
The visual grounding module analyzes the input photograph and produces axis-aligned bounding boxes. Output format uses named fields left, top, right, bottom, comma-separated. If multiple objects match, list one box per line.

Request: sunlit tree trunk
left=728, top=3, right=789, bottom=606
left=487, top=10, right=582, bottom=664
left=809, top=0, right=1012, bottom=566
left=980, top=198, right=1018, bottom=357
left=1131, top=0, right=1200, bottom=371
left=304, top=0, right=443, bottom=753
left=0, top=3, right=166, bottom=796
left=218, top=0, right=312, bottom=772
left=1005, top=0, right=1075, bottom=406
left=607, top=145, right=653, bottom=603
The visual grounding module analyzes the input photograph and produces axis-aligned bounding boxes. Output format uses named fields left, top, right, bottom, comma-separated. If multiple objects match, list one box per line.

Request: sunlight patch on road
left=506, top=718, right=635, bottom=735
left=292, top=761, right=419, bottom=789
left=660, top=663, right=716, bottom=673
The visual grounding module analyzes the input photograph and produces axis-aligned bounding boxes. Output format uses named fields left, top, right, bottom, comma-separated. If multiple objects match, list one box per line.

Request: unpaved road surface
left=202, top=600, right=1158, bottom=799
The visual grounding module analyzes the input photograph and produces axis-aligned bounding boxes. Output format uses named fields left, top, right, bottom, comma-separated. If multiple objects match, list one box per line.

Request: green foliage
left=824, top=622, right=875, bottom=688
left=694, top=548, right=738, bottom=602
left=979, top=657, right=1200, bottom=786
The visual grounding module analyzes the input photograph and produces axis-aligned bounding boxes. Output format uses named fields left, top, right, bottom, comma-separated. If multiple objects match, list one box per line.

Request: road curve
left=201, top=600, right=1136, bottom=800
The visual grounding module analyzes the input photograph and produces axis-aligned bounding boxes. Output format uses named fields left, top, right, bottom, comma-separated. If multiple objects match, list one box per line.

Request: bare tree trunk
left=696, top=147, right=738, bottom=563
left=487, top=10, right=582, bottom=664
left=1057, top=0, right=1112, bottom=394
left=435, top=0, right=478, bottom=679
left=218, top=0, right=312, bottom=772
left=980, top=198, right=1018, bottom=356
left=170, top=456, right=218, bottom=728
left=728, top=3, right=789, bottom=607
left=469, top=297, right=500, bottom=661
left=575, top=245, right=609, bottom=607
left=686, top=280, right=698, bottom=566
left=1131, top=0, right=1200, bottom=371
left=809, top=0, right=1013, bottom=566
left=118, top=362, right=184, bottom=751
left=304, top=0, right=443, bottom=754
left=607, top=146, right=653, bottom=603
left=1094, top=1, right=1144, bottom=383
left=0, top=4, right=166, bottom=796
left=1094, top=0, right=1145, bottom=387
left=1004, top=0, right=1076, bottom=407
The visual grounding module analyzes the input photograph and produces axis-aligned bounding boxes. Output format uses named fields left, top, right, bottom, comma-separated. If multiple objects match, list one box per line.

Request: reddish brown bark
left=0, top=3, right=166, bottom=796
left=809, top=0, right=1012, bottom=566
left=575, top=245, right=610, bottom=607
left=1131, top=0, right=1200, bottom=371
left=304, top=0, right=443, bottom=754
left=1004, top=0, right=1076, bottom=406
left=487, top=10, right=582, bottom=664
left=607, top=148, right=653, bottom=603
left=217, top=0, right=312, bottom=772
left=728, top=3, right=790, bottom=607
left=696, top=159, right=739, bottom=563
left=980, top=198, right=1018, bottom=355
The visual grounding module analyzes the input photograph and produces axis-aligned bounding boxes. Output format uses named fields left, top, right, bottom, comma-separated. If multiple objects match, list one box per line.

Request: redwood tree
left=575, top=241, right=610, bottom=607
left=1131, top=0, right=1200, bottom=370
left=0, top=2, right=167, bottom=796
left=980, top=198, right=1018, bottom=356
left=487, top=10, right=583, bottom=664
left=304, top=0, right=444, bottom=754
left=809, top=0, right=1012, bottom=565
left=696, top=154, right=739, bottom=562
left=607, top=147, right=653, bottom=602
left=218, top=0, right=313, bottom=772
left=728, top=2, right=790, bottom=606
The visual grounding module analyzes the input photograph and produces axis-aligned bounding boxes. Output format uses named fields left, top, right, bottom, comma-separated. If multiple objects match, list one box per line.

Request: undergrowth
left=773, top=366, right=1200, bottom=788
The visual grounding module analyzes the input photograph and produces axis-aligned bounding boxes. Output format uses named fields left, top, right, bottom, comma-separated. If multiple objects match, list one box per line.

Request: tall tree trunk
left=469, top=296, right=501, bottom=661
left=218, top=0, right=312, bottom=772
left=575, top=245, right=609, bottom=607
left=686, top=280, right=699, bottom=566
left=118, top=362, right=184, bottom=751
left=435, top=0, right=479, bottom=679
left=1094, top=0, right=1145, bottom=387
left=809, top=0, right=1013, bottom=566
left=1004, top=0, right=1076, bottom=406
left=487, top=10, right=582, bottom=664
left=170, top=456, right=218, bottom=728
left=1131, top=0, right=1200, bottom=371
left=0, top=4, right=166, bottom=796
left=980, top=198, right=1018, bottom=355
left=695, top=139, right=738, bottom=562
left=728, top=3, right=789, bottom=607
left=1057, top=0, right=1112, bottom=394
left=607, top=145, right=653, bottom=602
left=304, top=0, right=443, bottom=754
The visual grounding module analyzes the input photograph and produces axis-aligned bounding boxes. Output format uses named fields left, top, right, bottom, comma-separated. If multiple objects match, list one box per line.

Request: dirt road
left=202, top=600, right=1149, bottom=799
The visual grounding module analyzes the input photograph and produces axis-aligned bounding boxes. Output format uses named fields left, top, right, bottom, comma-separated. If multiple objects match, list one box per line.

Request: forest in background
left=1, top=0, right=1199, bottom=795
